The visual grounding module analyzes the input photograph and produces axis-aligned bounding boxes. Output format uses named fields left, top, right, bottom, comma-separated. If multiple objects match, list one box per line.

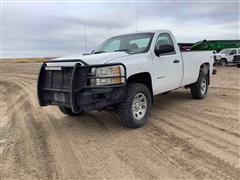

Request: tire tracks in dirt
left=1, top=63, right=239, bottom=180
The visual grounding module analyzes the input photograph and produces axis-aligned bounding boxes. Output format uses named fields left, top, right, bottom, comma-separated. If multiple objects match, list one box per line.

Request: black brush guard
left=37, top=60, right=127, bottom=113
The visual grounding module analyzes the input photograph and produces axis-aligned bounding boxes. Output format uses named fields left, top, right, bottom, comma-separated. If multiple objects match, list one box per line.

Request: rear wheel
left=191, top=72, right=208, bottom=99
left=59, top=106, right=84, bottom=116
left=114, top=83, right=151, bottom=128
left=237, top=64, right=240, bottom=68
left=220, top=59, right=227, bottom=66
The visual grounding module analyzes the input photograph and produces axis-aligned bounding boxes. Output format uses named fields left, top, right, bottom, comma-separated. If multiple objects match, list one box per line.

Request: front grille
left=43, top=67, right=73, bottom=90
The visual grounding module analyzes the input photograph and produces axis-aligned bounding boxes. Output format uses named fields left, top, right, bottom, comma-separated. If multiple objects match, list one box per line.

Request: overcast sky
left=1, top=0, right=239, bottom=58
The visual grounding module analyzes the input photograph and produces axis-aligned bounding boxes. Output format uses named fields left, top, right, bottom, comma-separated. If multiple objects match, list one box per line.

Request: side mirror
left=156, top=44, right=174, bottom=56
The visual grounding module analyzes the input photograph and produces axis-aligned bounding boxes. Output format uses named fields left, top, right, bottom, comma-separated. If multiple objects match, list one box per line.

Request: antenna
left=84, top=25, right=87, bottom=52
left=136, top=4, right=139, bottom=32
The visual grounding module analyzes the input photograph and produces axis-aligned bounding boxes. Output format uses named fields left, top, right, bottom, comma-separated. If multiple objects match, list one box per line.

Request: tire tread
left=191, top=72, right=208, bottom=99
left=114, top=83, right=151, bottom=128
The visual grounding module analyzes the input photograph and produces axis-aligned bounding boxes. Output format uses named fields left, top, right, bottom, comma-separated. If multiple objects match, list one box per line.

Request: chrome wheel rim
left=200, top=77, right=207, bottom=95
left=132, top=93, right=147, bottom=120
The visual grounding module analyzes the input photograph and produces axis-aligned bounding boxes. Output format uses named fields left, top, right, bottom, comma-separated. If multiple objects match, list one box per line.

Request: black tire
left=220, top=58, right=227, bottom=67
left=59, top=106, right=84, bottom=116
left=114, top=83, right=152, bottom=128
left=191, top=72, right=208, bottom=99
left=237, top=64, right=240, bottom=68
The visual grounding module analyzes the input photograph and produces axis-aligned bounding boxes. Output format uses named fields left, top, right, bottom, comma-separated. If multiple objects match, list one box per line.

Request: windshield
left=94, top=33, right=154, bottom=54
left=218, top=49, right=231, bottom=55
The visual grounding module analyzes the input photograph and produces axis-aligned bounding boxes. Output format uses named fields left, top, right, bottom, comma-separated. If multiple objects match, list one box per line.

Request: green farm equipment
left=191, top=40, right=240, bottom=52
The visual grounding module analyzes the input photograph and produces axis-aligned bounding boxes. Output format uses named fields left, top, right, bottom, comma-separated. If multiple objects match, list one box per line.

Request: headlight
left=90, top=65, right=125, bottom=86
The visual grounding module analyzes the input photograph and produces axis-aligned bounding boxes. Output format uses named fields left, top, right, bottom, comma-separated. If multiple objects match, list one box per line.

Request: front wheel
left=220, top=59, right=227, bottom=66
left=191, top=72, right=208, bottom=99
left=59, top=106, right=84, bottom=116
left=114, top=83, right=152, bottom=128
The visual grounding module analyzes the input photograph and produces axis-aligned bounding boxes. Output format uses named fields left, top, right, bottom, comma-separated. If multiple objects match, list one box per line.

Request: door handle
left=173, top=59, right=180, bottom=63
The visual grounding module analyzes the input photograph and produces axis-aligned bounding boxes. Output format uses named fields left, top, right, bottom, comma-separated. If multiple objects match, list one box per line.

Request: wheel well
left=220, top=58, right=228, bottom=65
left=200, top=63, right=210, bottom=84
left=127, top=72, right=154, bottom=103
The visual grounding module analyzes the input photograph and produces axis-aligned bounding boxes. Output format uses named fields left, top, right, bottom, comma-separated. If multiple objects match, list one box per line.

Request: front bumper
left=37, top=60, right=126, bottom=113
left=214, top=56, right=222, bottom=65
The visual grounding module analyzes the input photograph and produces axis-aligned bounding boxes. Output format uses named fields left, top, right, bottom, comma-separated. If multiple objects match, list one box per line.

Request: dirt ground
left=0, top=63, right=239, bottom=180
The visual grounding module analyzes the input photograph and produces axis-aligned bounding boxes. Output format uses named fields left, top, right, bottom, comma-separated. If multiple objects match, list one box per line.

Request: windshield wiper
left=93, top=51, right=106, bottom=54
left=114, top=49, right=135, bottom=53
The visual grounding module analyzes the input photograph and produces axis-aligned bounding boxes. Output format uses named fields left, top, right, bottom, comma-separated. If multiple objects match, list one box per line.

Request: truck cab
left=38, top=30, right=214, bottom=128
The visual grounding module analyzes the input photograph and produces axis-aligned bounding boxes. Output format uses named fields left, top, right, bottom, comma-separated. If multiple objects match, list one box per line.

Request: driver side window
left=155, top=33, right=175, bottom=55
left=229, top=50, right=237, bottom=55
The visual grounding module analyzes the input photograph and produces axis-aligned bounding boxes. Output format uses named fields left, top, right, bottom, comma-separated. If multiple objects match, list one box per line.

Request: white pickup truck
left=215, top=48, right=240, bottom=66
left=38, top=30, right=215, bottom=128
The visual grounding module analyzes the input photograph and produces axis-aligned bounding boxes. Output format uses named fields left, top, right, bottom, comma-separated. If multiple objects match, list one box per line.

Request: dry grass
left=0, top=57, right=56, bottom=63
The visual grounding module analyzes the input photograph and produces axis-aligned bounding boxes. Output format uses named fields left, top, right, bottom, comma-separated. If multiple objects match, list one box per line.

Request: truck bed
left=180, top=50, right=214, bottom=86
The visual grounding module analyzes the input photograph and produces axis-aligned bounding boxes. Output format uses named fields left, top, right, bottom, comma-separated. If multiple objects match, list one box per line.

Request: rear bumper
left=37, top=60, right=126, bottom=112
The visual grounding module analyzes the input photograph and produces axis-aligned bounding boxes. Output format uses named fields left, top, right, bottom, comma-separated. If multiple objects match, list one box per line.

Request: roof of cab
left=113, top=30, right=170, bottom=37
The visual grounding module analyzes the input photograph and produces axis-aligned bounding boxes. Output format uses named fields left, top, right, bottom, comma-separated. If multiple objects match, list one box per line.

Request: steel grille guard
left=37, top=59, right=127, bottom=112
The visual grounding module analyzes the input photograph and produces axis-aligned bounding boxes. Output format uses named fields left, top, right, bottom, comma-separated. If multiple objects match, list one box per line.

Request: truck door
left=152, top=33, right=182, bottom=94
left=228, top=49, right=237, bottom=62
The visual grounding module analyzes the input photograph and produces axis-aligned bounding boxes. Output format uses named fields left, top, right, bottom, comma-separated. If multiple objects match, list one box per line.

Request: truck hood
left=47, top=52, right=130, bottom=66
left=215, top=53, right=226, bottom=57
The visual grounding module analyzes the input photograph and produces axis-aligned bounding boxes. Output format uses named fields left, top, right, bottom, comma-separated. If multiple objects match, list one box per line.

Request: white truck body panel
left=46, top=30, right=213, bottom=96
left=181, top=51, right=213, bottom=86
